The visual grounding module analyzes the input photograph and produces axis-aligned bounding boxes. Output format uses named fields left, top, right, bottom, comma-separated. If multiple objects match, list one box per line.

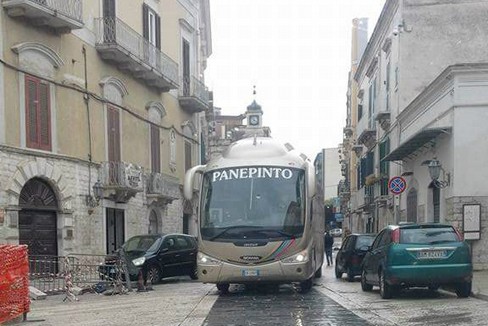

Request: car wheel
left=147, top=265, right=161, bottom=284
left=361, top=270, right=372, bottom=292
left=379, top=270, right=392, bottom=299
left=189, top=265, right=198, bottom=280
left=314, top=265, right=323, bottom=278
left=347, top=268, right=355, bottom=282
left=299, top=277, right=313, bottom=293
left=216, top=283, right=230, bottom=294
left=455, top=281, right=471, bottom=298
left=335, top=264, right=342, bottom=279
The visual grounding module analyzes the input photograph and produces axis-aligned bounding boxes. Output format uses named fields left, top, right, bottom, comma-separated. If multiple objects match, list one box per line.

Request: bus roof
left=207, top=137, right=309, bottom=170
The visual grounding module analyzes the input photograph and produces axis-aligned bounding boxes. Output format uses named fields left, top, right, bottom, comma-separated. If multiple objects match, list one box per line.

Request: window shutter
left=107, top=106, right=121, bottom=162
left=26, top=77, right=39, bottom=148
left=143, top=4, right=149, bottom=40
left=151, top=125, right=161, bottom=173
left=156, top=14, right=161, bottom=49
left=39, top=82, right=51, bottom=150
left=185, top=141, right=192, bottom=172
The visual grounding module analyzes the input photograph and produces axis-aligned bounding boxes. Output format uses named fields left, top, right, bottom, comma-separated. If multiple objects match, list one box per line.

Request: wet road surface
left=203, top=284, right=372, bottom=326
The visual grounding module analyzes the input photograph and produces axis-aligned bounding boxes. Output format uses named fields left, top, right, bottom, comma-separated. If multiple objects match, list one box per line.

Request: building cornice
left=354, top=0, right=399, bottom=83
left=398, top=63, right=488, bottom=128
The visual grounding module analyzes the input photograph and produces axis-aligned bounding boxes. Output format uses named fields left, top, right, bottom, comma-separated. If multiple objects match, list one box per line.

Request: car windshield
left=355, top=235, right=375, bottom=249
left=400, top=227, right=459, bottom=244
left=123, top=236, right=161, bottom=253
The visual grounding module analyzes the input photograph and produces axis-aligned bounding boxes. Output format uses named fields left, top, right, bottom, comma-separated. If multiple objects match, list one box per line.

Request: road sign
left=388, top=176, right=407, bottom=195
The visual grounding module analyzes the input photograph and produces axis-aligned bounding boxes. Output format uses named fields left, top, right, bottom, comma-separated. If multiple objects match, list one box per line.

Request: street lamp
left=92, top=180, right=103, bottom=203
left=427, top=158, right=450, bottom=188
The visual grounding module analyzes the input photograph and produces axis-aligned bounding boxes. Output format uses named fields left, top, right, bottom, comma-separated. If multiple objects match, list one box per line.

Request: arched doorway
left=407, top=188, right=418, bottom=223
left=19, top=178, right=58, bottom=258
left=148, top=210, right=159, bottom=234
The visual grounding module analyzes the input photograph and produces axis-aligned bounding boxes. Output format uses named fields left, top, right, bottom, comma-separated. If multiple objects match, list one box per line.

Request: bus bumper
left=198, top=260, right=314, bottom=284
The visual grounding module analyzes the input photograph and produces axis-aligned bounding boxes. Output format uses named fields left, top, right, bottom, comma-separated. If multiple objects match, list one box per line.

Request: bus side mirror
left=306, top=162, right=316, bottom=197
left=184, top=165, right=205, bottom=200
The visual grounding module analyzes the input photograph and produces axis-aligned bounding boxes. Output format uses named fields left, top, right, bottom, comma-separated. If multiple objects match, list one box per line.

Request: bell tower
left=246, top=86, right=263, bottom=128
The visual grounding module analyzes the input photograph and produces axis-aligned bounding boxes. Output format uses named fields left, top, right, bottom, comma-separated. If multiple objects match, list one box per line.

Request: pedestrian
left=324, top=230, right=334, bottom=266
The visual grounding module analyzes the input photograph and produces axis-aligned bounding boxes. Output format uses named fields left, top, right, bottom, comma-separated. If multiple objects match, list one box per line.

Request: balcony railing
left=100, top=161, right=143, bottom=202
left=94, top=17, right=178, bottom=91
left=178, top=75, right=210, bottom=113
left=3, top=0, right=83, bottom=32
left=147, top=172, right=180, bottom=205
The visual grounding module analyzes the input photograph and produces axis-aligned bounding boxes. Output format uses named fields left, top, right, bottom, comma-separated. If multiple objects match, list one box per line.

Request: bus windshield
left=200, top=166, right=305, bottom=241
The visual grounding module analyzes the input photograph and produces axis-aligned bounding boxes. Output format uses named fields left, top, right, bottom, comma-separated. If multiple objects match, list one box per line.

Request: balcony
left=147, top=172, right=180, bottom=206
left=178, top=76, right=211, bottom=113
left=100, top=161, right=144, bottom=203
left=3, top=0, right=83, bottom=33
left=357, top=129, right=376, bottom=150
left=94, top=17, right=178, bottom=92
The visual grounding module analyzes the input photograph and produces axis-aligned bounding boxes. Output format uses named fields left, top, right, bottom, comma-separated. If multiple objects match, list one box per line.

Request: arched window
left=170, top=129, right=176, bottom=170
left=12, top=42, right=63, bottom=151
left=146, top=102, right=166, bottom=173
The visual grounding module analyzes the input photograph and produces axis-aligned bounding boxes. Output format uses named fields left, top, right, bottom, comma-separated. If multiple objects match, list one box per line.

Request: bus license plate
left=242, top=269, right=259, bottom=277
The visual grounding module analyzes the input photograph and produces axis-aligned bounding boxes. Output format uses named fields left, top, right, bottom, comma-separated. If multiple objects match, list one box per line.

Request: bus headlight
left=282, top=249, right=309, bottom=264
left=198, top=252, right=222, bottom=266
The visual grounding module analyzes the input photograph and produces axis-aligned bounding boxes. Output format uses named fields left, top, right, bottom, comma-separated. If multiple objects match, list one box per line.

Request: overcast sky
left=205, top=0, right=385, bottom=159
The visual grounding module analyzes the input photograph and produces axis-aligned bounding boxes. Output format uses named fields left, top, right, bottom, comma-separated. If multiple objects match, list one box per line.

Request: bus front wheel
left=216, top=283, right=230, bottom=294
left=299, top=277, right=313, bottom=293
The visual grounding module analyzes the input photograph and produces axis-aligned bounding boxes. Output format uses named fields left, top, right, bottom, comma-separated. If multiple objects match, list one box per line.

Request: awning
left=382, top=127, right=451, bottom=161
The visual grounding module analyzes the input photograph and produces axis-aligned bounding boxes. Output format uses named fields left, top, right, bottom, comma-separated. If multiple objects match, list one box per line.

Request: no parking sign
left=388, top=176, right=407, bottom=195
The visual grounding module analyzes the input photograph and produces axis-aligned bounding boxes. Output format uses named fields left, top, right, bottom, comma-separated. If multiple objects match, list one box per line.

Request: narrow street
left=26, top=257, right=488, bottom=326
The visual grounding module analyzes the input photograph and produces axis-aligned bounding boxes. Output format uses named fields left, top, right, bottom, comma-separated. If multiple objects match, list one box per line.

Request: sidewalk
left=471, top=270, right=488, bottom=301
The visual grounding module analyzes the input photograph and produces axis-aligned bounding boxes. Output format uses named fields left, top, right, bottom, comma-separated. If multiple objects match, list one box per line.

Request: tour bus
left=184, top=136, right=324, bottom=293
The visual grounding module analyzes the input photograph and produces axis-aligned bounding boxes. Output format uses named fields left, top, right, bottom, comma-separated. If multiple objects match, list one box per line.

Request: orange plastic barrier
left=0, top=245, right=30, bottom=324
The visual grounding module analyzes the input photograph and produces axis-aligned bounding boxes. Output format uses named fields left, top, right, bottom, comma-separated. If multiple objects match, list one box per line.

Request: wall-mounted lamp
left=424, top=158, right=450, bottom=188
left=86, top=180, right=103, bottom=208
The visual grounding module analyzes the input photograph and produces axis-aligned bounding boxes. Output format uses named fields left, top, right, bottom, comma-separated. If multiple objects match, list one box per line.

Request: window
left=385, top=61, right=391, bottom=111
left=151, top=125, right=161, bottom=172
left=25, top=75, right=51, bottom=151
left=185, top=141, right=192, bottom=172
left=143, top=4, right=161, bottom=49
left=379, top=138, right=390, bottom=196
left=357, top=104, right=363, bottom=121
left=182, top=39, right=191, bottom=96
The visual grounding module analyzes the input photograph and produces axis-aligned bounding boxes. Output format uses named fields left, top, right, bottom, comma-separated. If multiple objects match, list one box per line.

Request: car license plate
left=242, top=269, right=259, bottom=276
left=417, top=250, right=447, bottom=259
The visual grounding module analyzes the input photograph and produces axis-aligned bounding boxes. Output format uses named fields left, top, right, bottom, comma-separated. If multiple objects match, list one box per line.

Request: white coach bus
left=184, top=137, right=324, bottom=293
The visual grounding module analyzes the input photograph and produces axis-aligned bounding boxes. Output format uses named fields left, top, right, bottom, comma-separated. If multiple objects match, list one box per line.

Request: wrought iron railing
left=28, top=254, right=132, bottom=296
left=26, top=0, right=83, bottom=23
left=180, top=75, right=210, bottom=104
left=94, top=17, right=178, bottom=87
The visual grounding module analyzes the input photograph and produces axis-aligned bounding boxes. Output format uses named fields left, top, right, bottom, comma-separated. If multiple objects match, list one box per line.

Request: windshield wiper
left=209, top=225, right=259, bottom=241
left=257, top=229, right=295, bottom=239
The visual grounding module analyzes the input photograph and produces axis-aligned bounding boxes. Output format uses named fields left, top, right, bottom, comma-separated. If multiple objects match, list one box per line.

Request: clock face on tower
left=249, top=115, right=259, bottom=126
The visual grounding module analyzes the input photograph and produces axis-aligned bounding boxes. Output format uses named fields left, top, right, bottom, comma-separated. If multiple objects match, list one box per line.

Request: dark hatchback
left=361, top=223, right=472, bottom=299
left=100, top=233, right=198, bottom=283
left=335, top=233, right=376, bottom=281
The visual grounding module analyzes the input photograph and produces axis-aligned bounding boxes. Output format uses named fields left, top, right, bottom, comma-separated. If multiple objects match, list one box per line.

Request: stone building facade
left=0, top=0, right=212, bottom=256
left=342, top=0, right=488, bottom=269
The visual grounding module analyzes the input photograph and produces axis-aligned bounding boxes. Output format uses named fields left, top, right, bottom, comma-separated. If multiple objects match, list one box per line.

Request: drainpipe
left=82, top=45, right=94, bottom=199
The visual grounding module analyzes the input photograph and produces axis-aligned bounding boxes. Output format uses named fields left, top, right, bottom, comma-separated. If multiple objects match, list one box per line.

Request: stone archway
left=19, top=178, right=59, bottom=258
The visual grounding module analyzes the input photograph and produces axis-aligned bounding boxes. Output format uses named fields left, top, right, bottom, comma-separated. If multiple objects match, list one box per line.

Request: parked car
left=330, top=228, right=343, bottom=237
left=361, top=224, right=472, bottom=299
left=335, top=233, right=375, bottom=281
left=100, top=233, right=198, bottom=283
